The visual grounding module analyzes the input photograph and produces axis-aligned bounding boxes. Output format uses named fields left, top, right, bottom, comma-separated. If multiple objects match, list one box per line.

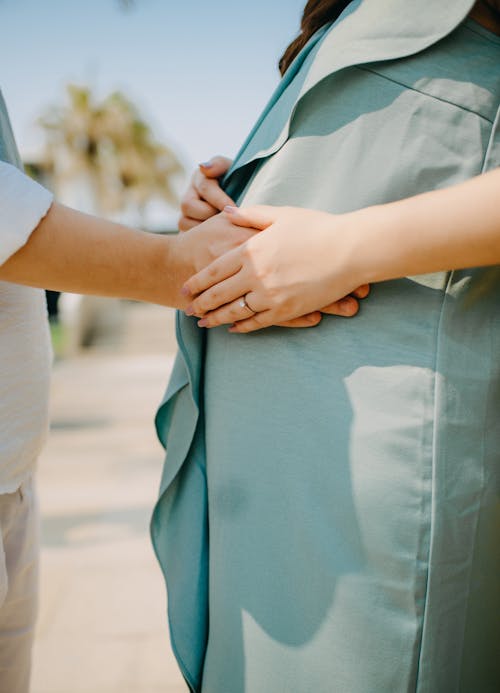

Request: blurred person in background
left=0, top=87, right=259, bottom=692
left=151, top=0, right=500, bottom=691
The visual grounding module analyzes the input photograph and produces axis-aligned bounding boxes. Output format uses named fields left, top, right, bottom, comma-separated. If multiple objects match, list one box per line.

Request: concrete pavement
left=31, top=302, right=188, bottom=693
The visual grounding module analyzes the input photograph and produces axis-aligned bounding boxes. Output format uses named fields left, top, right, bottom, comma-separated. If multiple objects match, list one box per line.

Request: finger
left=199, top=155, right=233, bottom=178
left=180, top=195, right=218, bottom=222
left=178, top=216, right=202, bottom=232
left=352, top=284, right=370, bottom=299
left=276, top=312, right=323, bottom=328
left=182, top=248, right=243, bottom=297
left=321, top=296, right=359, bottom=317
left=223, top=204, right=280, bottom=230
left=187, top=274, right=252, bottom=317
left=195, top=175, right=235, bottom=212
left=196, top=297, right=256, bottom=328
left=228, top=310, right=276, bottom=334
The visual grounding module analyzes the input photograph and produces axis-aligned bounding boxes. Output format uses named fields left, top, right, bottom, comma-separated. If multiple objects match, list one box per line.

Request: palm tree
left=39, top=84, right=183, bottom=221
left=38, top=83, right=184, bottom=351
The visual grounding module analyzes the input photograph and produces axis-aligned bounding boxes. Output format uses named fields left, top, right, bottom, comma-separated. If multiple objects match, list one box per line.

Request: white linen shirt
left=0, top=160, right=53, bottom=492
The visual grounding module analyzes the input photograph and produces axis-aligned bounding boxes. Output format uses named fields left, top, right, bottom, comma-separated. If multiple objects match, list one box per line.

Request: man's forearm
left=0, top=202, right=188, bottom=307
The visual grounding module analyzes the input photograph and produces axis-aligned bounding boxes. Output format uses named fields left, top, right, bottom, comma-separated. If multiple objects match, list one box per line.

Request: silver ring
left=238, top=295, right=256, bottom=315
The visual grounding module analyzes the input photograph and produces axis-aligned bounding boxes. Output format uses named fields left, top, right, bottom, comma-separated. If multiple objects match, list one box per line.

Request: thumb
left=199, top=156, right=233, bottom=179
left=224, top=204, right=278, bottom=230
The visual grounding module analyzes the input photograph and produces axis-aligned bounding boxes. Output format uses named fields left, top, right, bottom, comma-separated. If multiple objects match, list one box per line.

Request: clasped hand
left=179, top=157, right=369, bottom=331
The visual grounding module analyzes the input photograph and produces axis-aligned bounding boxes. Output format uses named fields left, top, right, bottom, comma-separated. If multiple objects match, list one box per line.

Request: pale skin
left=181, top=168, right=500, bottom=332
left=0, top=201, right=256, bottom=309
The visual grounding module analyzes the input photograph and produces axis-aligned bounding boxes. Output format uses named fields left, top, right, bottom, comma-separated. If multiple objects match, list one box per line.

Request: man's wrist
left=158, top=232, right=192, bottom=309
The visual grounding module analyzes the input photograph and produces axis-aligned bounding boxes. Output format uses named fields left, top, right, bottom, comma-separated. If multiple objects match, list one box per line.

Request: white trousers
left=0, top=477, right=39, bottom=693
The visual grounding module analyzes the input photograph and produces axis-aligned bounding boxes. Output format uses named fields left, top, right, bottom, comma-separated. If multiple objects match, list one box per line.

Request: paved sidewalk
left=31, top=303, right=188, bottom=693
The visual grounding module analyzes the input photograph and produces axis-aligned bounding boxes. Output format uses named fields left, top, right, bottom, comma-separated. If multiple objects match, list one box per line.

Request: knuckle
left=277, top=294, right=293, bottom=312
left=185, top=279, right=197, bottom=294
left=241, top=242, right=256, bottom=260
left=197, top=178, right=210, bottom=197
left=184, top=278, right=200, bottom=297
left=208, top=288, right=220, bottom=303
left=178, top=217, right=192, bottom=232
left=193, top=300, right=206, bottom=316
left=252, top=313, right=268, bottom=327
left=192, top=170, right=203, bottom=187
left=180, top=199, right=192, bottom=216
left=239, top=229, right=254, bottom=243
left=197, top=290, right=217, bottom=312
left=253, top=266, right=267, bottom=282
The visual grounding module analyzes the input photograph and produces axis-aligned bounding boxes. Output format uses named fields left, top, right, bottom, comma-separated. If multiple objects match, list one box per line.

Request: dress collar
left=224, top=0, right=476, bottom=185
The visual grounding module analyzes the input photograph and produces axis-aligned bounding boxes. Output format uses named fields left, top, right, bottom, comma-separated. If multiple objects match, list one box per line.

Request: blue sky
left=1, top=0, right=305, bottom=174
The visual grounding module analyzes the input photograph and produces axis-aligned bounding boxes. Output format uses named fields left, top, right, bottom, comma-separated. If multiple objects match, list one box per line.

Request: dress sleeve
left=0, top=160, right=53, bottom=266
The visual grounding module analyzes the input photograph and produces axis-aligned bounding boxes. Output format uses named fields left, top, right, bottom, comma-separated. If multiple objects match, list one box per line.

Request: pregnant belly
left=204, top=278, right=440, bottom=498
left=204, top=277, right=439, bottom=629
left=201, top=277, right=445, bottom=692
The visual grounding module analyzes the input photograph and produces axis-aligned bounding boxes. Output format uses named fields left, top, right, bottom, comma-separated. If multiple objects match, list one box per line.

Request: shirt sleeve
left=0, top=160, right=54, bottom=266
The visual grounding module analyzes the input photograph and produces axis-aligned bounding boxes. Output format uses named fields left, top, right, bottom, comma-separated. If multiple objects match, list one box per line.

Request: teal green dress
left=151, top=1, right=500, bottom=691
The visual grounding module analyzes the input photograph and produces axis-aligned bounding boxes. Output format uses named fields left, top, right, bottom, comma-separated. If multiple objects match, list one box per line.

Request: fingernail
left=224, top=205, right=239, bottom=215
left=198, top=319, right=208, bottom=327
left=199, top=161, right=213, bottom=169
left=185, top=305, right=195, bottom=316
left=181, top=286, right=191, bottom=297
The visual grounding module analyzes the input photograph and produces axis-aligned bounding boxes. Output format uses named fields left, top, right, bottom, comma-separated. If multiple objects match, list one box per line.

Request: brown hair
left=279, top=0, right=354, bottom=75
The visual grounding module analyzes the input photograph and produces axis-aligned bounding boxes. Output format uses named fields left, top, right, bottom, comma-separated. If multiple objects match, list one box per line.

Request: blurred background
left=1, top=0, right=305, bottom=691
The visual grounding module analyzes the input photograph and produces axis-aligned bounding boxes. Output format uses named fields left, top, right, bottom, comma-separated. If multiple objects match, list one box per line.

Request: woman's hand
left=178, top=156, right=235, bottom=231
left=176, top=157, right=329, bottom=325
left=177, top=159, right=368, bottom=327
left=182, top=205, right=370, bottom=332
